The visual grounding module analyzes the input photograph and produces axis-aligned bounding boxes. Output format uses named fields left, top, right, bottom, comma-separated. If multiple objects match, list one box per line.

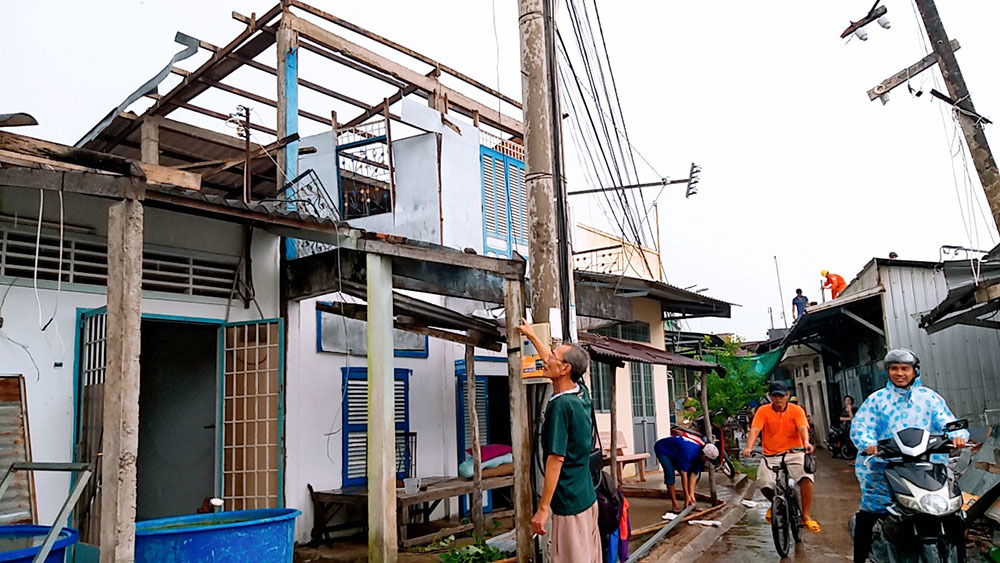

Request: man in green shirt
left=519, top=322, right=600, bottom=562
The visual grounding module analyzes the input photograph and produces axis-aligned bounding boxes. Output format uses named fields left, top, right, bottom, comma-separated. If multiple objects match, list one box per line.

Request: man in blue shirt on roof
left=654, top=435, right=719, bottom=514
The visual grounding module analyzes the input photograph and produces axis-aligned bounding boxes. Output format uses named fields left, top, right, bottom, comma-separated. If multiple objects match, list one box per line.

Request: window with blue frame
left=341, top=367, right=412, bottom=487
left=480, top=147, right=527, bottom=259
left=589, top=360, right=613, bottom=412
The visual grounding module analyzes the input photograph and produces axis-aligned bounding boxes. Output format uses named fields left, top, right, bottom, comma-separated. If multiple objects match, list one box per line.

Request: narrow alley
left=695, top=453, right=860, bottom=562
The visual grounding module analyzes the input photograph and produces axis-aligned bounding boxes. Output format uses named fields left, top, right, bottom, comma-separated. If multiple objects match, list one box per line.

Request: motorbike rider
left=849, top=348, right=969, bottom=563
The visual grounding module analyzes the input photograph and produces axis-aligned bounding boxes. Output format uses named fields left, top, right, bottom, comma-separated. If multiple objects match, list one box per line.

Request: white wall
left=0, top=187, right=282, bottom=526
left=285, top=296, right=474, bottom=544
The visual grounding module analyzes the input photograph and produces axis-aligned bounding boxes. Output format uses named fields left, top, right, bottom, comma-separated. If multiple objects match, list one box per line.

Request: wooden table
left=308, top=475, right=515, bottom=547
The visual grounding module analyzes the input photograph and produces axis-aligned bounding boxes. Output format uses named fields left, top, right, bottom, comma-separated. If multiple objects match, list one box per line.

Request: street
left=695, top=452, right=860, bottom=562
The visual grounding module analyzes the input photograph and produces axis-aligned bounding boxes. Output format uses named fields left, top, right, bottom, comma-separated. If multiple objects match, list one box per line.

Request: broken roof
left=575, top=271, right=733, bottom=319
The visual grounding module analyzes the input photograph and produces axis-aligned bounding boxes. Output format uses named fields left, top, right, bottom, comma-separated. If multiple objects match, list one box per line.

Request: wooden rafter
left=286, top=14, right=523, bottom=136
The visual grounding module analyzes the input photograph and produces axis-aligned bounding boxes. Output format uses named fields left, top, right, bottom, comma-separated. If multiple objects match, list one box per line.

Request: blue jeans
left=656, top=452, right=676, bottom=485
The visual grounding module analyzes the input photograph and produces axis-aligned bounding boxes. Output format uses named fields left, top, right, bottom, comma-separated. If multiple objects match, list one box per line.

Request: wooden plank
left=609, top=360, right=619, bottom=485
left=399, top=509, right=515, bottom=548
left=137, top=163, right=201, bottom=191
left=288, top=0, right=522, bottom=110
left=286, top=14, right=523, bottom=136
left=504, top=279, right=534, bottom=562
left=0, top=168, right=145, bottom=201
left=0, top=131, right=144, bottom=177
left=366, top=253, right=397, bottom=561
left=466, top=345, right=485, bottom=538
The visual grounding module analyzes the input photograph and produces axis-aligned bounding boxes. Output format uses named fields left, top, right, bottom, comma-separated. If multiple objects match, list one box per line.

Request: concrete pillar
left=367, top=253, right=397, bottom=562
left=100, top=198, right=143, bottom=563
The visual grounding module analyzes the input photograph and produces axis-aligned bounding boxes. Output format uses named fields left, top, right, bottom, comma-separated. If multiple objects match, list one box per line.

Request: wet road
left=695, top=452, right=861, bottom=562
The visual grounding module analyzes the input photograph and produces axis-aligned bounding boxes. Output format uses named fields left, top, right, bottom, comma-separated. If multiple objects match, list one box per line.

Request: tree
left=699, top=336, right=769, bottom=425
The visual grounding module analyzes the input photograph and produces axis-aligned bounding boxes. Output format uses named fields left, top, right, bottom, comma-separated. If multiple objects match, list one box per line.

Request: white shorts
left=757, top=451, right=814, bottom=490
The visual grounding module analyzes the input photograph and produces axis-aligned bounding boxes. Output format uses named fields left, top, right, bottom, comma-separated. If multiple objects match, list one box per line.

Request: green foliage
left=732, top=459, right=758, bottom=480
left=700, top=336, right=768, bottom=425
left=439, top=536, right=510, bottom=563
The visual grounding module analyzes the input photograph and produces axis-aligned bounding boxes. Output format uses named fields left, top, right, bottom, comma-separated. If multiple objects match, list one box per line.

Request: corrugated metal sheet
left=578, top=333, right=725, bottom=375
left=880, top=263, right=1000, bottom=424
left=0, top=377, right=34, bottom=525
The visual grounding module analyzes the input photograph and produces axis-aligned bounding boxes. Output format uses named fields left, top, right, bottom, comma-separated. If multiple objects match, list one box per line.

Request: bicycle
left=759, top=448, right=805, bottom=558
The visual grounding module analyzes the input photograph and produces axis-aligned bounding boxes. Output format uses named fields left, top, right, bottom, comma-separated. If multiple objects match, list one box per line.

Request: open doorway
left=136, top=319, right=218, bottom=520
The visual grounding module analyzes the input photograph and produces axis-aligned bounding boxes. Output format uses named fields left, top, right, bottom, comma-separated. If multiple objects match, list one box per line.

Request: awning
left=575, top=271, right=734, bottom=319
left=579, top=332, right=725, bottom=375
left=779, top=286, right=885, bottom=348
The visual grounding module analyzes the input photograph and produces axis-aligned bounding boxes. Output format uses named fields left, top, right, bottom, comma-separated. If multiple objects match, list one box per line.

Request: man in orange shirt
left=821, top=270, right=847, bottom=299
left=742, top=381, right=820, bottom=532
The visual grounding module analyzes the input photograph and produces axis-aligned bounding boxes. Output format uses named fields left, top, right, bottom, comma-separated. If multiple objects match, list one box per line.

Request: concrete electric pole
left=863, top=0, right=1000, bottom=230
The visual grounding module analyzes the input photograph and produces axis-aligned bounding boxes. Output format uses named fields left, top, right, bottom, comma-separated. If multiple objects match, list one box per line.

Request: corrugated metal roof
left=575, top=271, right=734, bottom=318
left=804, top=285, right=885, bottom=315
left=880, top=262, right=1000, bottom=424
left=579, top=332, right=725, bottom=375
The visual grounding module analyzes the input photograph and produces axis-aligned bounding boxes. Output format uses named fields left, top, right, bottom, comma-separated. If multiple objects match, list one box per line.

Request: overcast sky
left=4, top=1, right=998, bottom=340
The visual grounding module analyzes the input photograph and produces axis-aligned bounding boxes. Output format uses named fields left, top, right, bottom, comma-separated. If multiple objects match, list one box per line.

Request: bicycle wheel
left=721, top=458, right=735, bottom=478
left=788, top=489, right=802, bottom=543
left=771, top=495, right=791, bottom=558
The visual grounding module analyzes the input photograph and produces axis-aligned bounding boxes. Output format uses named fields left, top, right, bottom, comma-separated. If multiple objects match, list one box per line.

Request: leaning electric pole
left=860, top=1, right=1000, bottom=230
left=913, top=0, right=1000, bottom=230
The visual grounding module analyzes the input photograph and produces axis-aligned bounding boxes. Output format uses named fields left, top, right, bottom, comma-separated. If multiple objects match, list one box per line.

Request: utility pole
left=913, top=0, right=1000, bottom=230
left=863, top=1, right=1000, bottom=230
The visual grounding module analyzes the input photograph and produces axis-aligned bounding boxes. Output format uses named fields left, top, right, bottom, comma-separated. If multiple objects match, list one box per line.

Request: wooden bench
left=599, top=431, right=651, bottom=482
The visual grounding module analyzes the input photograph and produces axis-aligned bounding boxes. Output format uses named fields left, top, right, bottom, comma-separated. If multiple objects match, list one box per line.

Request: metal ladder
left=0, top=462, right=93, bottom=563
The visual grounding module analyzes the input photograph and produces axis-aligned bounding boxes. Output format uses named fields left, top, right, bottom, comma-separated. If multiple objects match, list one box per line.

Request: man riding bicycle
left=849, top=348, right=969, bottom=563
left=741, top=381, right=820, bottom=533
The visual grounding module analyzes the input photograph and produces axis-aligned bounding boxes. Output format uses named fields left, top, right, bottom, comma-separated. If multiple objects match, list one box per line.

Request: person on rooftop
left=821, top=270, right=847, bottom=299
left=792, top=288, right=809, bottom=320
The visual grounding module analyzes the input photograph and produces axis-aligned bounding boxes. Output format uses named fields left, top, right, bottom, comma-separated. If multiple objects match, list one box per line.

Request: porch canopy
left=779, top=286, right=887, bottom=349
left=578, top=332, right=724, bottom=375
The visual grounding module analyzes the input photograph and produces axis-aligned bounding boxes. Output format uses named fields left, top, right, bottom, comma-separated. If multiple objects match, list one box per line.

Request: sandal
left=765, top=508, right=771, bottom=524
left=803, top=519, right=821, bottom=533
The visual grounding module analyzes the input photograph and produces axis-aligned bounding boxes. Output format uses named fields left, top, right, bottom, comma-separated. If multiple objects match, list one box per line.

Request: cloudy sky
left=4, top=1, right=998, bottom=340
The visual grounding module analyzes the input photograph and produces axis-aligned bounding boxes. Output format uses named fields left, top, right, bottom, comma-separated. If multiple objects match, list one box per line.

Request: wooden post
left=367, top=253, right=397, bottom=562
left=100, top=198, right=143, bottom=563
left=140, top=119, right=159, bottom=166
left=700, top=370, right=717, bottom=505
left=609, top=361, right=618, bottom=486
left=277, top=13, right=301, bottom=261
left=465, top=345, right=484, bottom=538
left=504, top=279, right=534, bottom=562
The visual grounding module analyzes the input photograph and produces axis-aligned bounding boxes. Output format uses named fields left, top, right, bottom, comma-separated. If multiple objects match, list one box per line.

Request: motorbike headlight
left=918, top=494, right=950, bottom=515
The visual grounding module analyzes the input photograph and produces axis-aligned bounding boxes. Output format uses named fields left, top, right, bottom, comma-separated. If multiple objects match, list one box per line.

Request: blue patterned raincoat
left=849, top=376, right=969, bottom=513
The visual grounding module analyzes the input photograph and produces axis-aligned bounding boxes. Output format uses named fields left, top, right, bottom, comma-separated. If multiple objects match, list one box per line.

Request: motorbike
left=827, top=422, right=857, bottom=459
left=672, top=412, right=735, bottom=479
left=861, top=419, right=968, bottom=563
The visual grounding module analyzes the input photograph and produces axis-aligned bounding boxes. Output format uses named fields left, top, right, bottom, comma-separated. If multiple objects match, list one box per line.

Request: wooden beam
left=0, top=167, right=144, bottom=201
left=841, top=309, right=885, bottom=337
left=286, top=14, right=523, bottom=136
left=277, top=15, right=299, bottom=192
left=288, top=0, right=522, bottom=110
left=100, top=198, right=143, bottom=562
left=868, top=39, right=960, bottom=101
left=975, top=282, right=1000, bottom=304
left=137, top=164, right=200, bottom=191
left=142, top=93, right=279, bottom=136
left=367, top=253, right=397, bottom=560
left=700, top=370, right=717, bottom=506
left=0, top=131, right=144, bottom=177
left=609, top=360, right=618, bottom=486
left=102, top=3, right=283, bottom=152
left=197, top=31, right=371, bottom=110
left=466, top=345, right=485, bottom=538
left=342, top=84, right=418, bottom=130
left=504, top=279, right=535, bottom=562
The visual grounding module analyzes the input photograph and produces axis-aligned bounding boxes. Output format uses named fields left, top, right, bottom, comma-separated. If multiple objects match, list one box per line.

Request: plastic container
left=135, top=508, right=300, bottom=563
left=0, top=525, right=78, bottom=563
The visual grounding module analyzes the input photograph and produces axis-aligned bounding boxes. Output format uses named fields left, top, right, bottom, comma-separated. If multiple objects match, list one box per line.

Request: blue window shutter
left=341, top=367, right=411, bottom=487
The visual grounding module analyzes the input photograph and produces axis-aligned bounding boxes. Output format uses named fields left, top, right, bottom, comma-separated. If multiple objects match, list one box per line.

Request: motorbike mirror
left=944, top=419, right=968, bottom=432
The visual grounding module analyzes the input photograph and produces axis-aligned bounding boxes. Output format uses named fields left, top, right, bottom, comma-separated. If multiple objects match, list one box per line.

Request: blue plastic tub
left=0, top=525, right=78, bottom=563
left=135, top=508, right=300, bottom=563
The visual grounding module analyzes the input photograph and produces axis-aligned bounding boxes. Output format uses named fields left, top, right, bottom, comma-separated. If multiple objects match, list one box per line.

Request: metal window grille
left=589, top=361, right=613, bottom=412
left=337, top=119, right=394, bottom=220
left=0, top=228, right=238, bottom=299
left=223, top=322, right=281, bottom=510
